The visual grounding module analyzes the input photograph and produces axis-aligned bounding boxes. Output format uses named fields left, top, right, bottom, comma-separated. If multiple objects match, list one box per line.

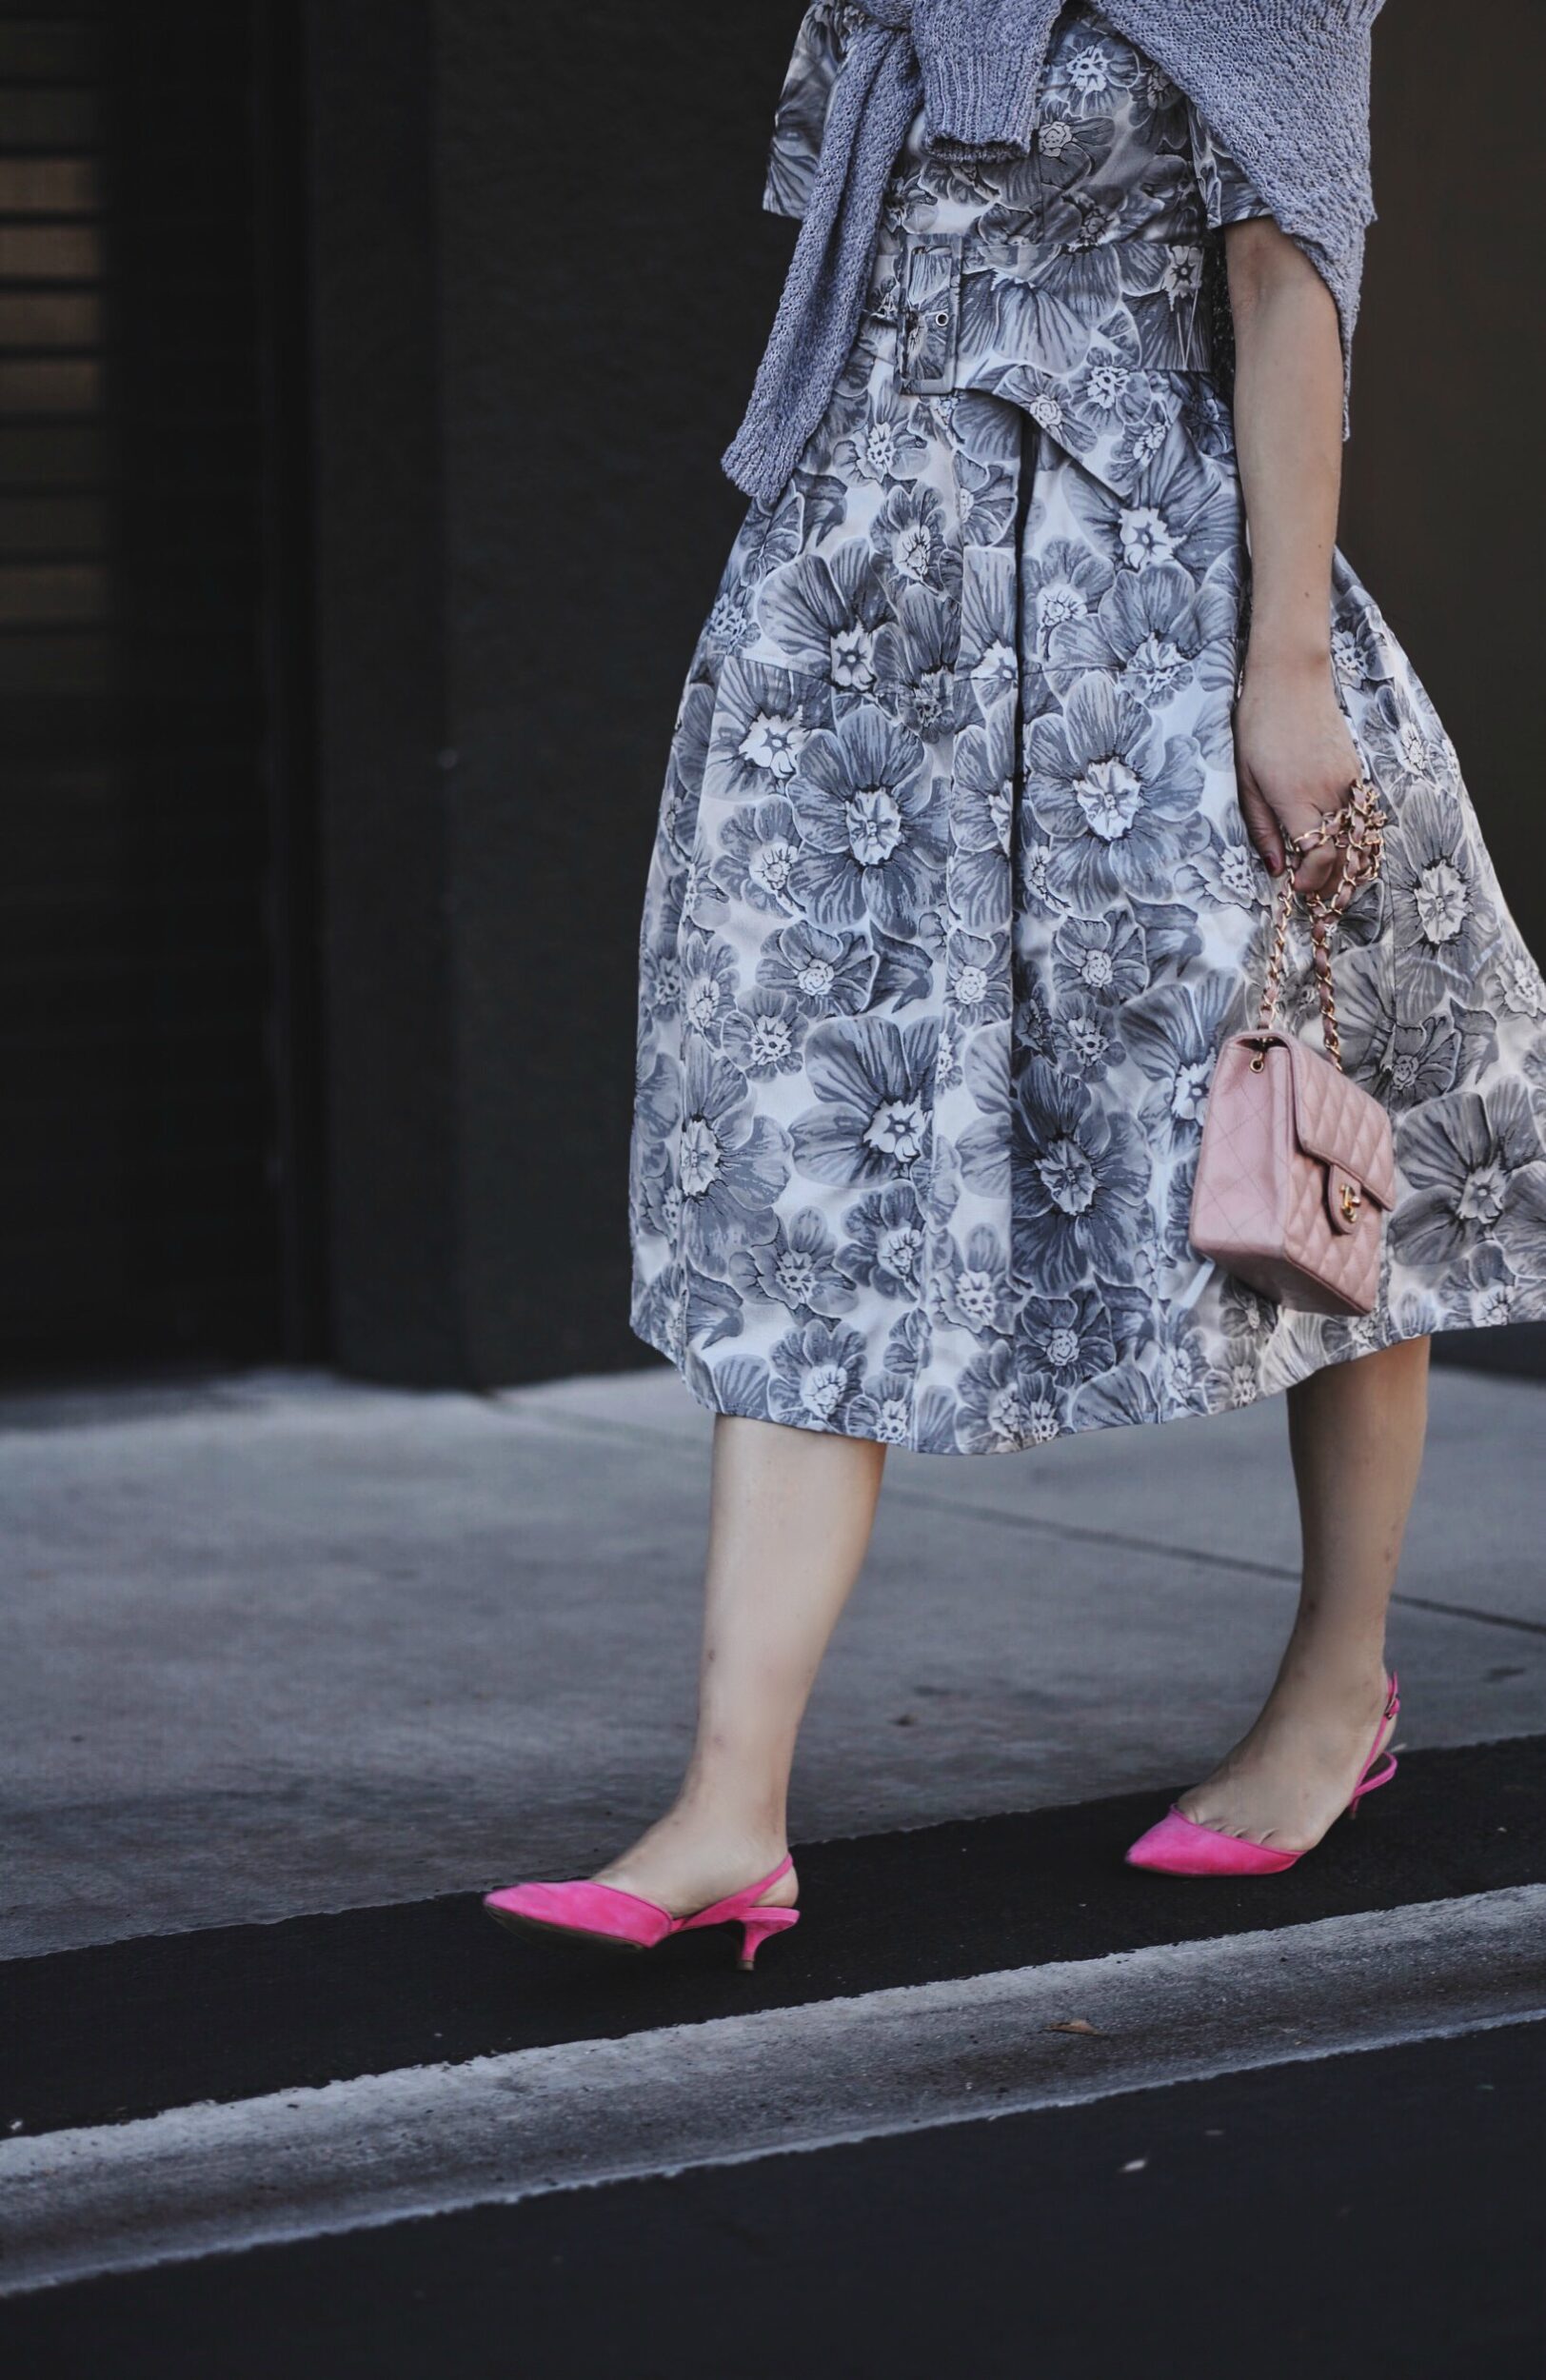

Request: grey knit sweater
left=723, top=0, right=1384, bottom=506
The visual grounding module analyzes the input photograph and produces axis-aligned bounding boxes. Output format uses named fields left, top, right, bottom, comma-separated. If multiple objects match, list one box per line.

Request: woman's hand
left=1234, top=651, right=1364, bottom=896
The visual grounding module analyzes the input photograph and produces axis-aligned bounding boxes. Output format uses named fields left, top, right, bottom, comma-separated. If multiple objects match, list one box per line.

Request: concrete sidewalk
left=3, top=1359, right=1542, bottom=1958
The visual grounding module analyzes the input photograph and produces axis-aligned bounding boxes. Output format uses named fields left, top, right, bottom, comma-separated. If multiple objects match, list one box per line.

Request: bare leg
left=1179, top=1335, right=1430, bottom=1852
left=595, top=1412, right=886, bottom=1914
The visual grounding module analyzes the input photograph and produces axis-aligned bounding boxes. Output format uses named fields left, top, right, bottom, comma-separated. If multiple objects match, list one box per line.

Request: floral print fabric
left=627, top=4, right=1546, bottom=1453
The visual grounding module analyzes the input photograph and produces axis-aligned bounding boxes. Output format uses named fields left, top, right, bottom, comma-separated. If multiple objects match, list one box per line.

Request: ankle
left=1270, top=1646, right=1390, bottom=1715
left=675, top=1769, right=787, bottom=1852
left=665, top=1797, right=786, bottom=1874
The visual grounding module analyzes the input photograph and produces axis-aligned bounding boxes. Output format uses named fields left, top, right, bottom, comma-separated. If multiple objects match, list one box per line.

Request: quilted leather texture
left=1283, top=1033, right=1397, bottom=1208
left=1189, top=1033, right=1395, bottom=1318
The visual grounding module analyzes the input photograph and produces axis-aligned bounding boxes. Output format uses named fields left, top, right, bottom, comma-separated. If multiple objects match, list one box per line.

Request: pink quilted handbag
left=1190, top=778, right=1397, bottom=1318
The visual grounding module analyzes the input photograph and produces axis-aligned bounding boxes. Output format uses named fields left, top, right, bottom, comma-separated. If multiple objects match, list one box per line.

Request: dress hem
left=627, top=1290, right=1542, bottom=1458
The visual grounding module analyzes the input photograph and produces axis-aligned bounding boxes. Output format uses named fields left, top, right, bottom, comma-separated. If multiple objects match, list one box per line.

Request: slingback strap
left=677, top=1854, right=796, bottom=1933
left=1348, top=1672, right=1400, bottom=1811
left=1352, top=1751, right=1398, bottom=1802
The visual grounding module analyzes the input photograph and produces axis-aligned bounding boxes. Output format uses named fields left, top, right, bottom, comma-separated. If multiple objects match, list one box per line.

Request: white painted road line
left=2, top=1887, right=1542, bottom=2297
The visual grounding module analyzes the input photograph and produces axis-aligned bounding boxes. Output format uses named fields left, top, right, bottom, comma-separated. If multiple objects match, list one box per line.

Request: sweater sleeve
left=763, top=2, right=860, bottom=222
left=912, top=0, right=1050, bottom=155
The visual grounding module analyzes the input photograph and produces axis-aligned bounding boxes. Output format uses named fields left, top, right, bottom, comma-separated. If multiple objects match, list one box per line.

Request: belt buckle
left=898, top=239, right=961, bottom=395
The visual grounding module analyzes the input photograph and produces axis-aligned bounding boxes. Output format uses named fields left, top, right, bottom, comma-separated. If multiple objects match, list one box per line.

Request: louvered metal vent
left=0, top=5, right=310, bottom=1372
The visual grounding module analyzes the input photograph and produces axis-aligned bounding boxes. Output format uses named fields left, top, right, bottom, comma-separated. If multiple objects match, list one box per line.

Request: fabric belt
left=859, top=231, right=1216, bottom=397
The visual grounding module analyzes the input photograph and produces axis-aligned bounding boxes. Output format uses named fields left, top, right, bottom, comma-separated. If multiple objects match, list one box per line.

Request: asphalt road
left=7, top=2028, right=1536, bottom=2380
left=3, top=1738, right=1542, bottom=2377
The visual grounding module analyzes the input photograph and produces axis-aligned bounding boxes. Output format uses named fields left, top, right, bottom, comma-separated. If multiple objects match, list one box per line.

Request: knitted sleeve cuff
left=921, top=47, right=1039, bottom=155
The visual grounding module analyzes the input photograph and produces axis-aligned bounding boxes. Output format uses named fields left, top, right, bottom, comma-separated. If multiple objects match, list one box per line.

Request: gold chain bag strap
left=1189, top=778, right=1398, bottom=1316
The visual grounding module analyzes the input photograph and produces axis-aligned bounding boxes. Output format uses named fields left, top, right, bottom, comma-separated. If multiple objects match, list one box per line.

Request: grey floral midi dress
left=627, top=1, right=1546, bottom=1455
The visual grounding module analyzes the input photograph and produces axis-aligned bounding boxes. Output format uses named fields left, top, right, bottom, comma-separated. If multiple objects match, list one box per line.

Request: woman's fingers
left=1289, top=826, right=1342, bottom=898
left=1231, top=669, right=1366, bottom=902
left=1236, top=767, right=1355, bottom=898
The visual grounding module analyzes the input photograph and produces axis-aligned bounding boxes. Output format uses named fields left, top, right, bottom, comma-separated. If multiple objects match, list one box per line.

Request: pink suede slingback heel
left=1124, top=1675, right=1400, bottom=1876
left=483, top=1854, right=800, bottom=1971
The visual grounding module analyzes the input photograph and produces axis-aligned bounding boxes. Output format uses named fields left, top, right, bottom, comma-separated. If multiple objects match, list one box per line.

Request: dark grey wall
left=309, top=1, right=461, bottom=1381
left=1, top=7, right=303, bottom=1374
left=308, top=0, right=1543, bottom=1389
left=1343, top=0, right=1543, bottom=963
left=309, top=0, right=803, bottom=1383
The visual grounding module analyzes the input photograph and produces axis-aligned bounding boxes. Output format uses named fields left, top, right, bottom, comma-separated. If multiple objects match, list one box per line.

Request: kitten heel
left=737, top=1908, right=801, bottom=1972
